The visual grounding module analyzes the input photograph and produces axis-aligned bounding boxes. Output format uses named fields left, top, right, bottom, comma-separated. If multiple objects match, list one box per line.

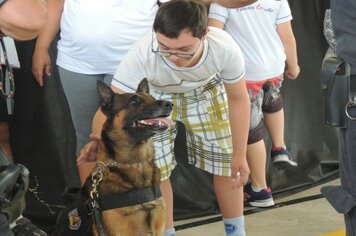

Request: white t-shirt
left=209, top=0, right=292, bottom=81
left=57, top=0, right=158, bottom=74
left=112, top=27, right=245, bottom=94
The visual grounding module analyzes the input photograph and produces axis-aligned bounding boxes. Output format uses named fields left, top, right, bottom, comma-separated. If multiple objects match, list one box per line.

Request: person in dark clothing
left=321, top=0, right=356, bottom=235
left=0, top=0, right=47, bottom=235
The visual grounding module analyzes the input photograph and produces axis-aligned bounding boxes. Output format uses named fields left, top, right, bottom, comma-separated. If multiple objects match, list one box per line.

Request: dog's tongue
left=142, top=118, right=174, bottom=126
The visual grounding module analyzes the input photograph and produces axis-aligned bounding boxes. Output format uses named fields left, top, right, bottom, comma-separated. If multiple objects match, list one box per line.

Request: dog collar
left=99, top=184, right=161, bottom=211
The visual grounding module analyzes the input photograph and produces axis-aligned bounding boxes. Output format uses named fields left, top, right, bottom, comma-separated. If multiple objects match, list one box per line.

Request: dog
left=54, top=79, right=173, bottom=236
left=92, top=79, right=173, bottom=236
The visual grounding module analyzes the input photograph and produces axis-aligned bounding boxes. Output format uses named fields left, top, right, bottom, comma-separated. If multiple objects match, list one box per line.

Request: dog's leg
left=149, top=197, right=166, bottom=236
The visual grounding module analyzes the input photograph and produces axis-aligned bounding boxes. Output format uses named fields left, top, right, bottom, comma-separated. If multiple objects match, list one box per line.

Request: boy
left=208, top=0, right=299, bottom=207
left=80, top=0, right=250, bottom=235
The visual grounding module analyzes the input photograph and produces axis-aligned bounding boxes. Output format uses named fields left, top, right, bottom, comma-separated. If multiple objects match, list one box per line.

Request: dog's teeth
left=138, top=120, right=146, bottom=125
left=158, top=120, right=162, bottom=126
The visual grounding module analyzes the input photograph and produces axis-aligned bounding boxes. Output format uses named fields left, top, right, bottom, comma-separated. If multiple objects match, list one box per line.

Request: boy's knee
left=262, top=93, right=283, bottom=113
left=248, top=121, right=264, bottom=144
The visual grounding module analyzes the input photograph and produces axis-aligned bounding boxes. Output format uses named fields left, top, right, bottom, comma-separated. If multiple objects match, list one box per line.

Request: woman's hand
left=32, top=47, right=51, bottom=86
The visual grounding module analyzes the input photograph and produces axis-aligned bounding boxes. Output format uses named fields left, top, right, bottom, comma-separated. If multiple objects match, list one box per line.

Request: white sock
left=164, top=228, right=176, bottom=236
left=223, top=216, right=246, bottom=236
left=251, top=184, right=266, bottom=192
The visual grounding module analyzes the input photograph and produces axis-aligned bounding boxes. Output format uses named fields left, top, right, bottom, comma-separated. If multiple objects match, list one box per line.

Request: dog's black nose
left=159, top=100, right=174, bottom=110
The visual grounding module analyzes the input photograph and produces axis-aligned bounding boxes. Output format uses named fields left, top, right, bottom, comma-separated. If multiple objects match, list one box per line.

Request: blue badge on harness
left=225, top=223, right=238, bottom=234
left=68, top=208, right=82, bottom=230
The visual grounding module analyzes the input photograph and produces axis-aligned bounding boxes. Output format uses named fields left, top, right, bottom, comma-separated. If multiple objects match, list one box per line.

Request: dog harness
left=55, top=161, right=161, bottom=236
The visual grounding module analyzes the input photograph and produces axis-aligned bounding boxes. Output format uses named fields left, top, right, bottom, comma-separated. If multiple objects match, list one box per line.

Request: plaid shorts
left=152, top=77, right=233, bottom=180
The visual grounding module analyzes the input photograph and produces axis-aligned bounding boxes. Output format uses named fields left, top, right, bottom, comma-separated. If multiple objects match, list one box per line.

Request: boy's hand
left=77, top=134, right=100, bottom=165
left=285, top=65, right=300, bottom=80
left=230, top=155, right=250, bottom=189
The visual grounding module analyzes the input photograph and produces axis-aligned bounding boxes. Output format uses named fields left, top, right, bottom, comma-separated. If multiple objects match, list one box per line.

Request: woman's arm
left=0, top=0, right=47, bottom=40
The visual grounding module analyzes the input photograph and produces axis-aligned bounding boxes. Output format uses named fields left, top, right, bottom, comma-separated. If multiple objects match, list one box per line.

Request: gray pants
left=58, top=67, right=113, bottom=155
left=322, top=75, right=356, bottom=236
left=339, top=107, right=356, bottom=236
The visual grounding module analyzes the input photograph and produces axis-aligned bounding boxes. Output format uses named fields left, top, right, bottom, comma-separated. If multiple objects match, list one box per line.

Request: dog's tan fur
left=90, top=79, right=172, bottom=236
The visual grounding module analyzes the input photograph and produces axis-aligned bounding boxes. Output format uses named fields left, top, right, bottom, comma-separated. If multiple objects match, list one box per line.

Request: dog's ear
left=136, top=78, right=150, bottom=94
left=97, top=81, right=114, bottom=116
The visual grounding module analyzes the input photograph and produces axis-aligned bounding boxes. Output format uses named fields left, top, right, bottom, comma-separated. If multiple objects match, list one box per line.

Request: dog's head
left=97, top=79, right=173, bottom=144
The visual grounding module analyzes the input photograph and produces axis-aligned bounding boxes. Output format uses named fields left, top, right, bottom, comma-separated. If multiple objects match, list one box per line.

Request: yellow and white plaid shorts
left=152, top=77, right=233, bottom=180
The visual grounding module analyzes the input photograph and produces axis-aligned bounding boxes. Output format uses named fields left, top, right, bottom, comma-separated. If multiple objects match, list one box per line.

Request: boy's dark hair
left=153, top=0, right=207, bottom=39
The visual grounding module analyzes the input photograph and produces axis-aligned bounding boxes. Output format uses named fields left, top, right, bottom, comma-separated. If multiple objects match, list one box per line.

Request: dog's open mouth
left=132, top=117, right=174, bottom=130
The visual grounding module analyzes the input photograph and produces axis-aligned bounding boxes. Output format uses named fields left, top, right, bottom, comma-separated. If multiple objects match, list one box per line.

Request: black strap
left=100, top=185, right=161, bottom=211
left=350, top=75, right=356, bottom=97
left=89, top=197, right=106, bottom=236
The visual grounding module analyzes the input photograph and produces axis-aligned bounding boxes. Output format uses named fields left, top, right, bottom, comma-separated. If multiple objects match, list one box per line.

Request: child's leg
left=246, top=81, right=267, bottom=188
left=247, top=140, right=267, bottom=188
left=151, top=90, right=180, bottom=235
left=262, top=76, right=297, bottom=167
left=160, top=179, right=175, bottom=231
left=244, top=81, right=274, bottom=207
left=179, top=78, right=246, bottom=235
left=214, top=176, right=245, bottom=236
left=262, top=76, right=285, bottom=147
left=264, top=108, right=285, bottom=147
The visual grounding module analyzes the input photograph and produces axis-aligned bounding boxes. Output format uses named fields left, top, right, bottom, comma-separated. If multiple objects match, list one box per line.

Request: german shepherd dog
left=55, top=79, right=173, bottom=236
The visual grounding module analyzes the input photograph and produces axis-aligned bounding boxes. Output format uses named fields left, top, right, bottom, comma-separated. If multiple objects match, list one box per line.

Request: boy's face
left=155, top=29, right=204, bottom=68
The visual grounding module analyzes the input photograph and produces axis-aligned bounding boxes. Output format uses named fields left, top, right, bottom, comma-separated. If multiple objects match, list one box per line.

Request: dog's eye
left=129, top=95, right=143, bottom=106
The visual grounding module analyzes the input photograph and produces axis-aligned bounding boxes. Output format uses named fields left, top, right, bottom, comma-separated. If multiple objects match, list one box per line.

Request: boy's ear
left=136, top=78, right=150, bottom=94
left=97, top=80, right=114, bottom=116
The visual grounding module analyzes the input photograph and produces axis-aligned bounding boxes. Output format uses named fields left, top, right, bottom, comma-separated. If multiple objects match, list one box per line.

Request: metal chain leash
left=0, top=37, right=15, bottom=99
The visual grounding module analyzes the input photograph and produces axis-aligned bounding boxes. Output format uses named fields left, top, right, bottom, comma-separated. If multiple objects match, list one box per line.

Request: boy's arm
left=277, top=21, right=300, bottom=79
left=208, top=18, right=225, bottom=29
left=201, top=0, right=257, bottom=8
left=224, top=78, right=250, bottom=186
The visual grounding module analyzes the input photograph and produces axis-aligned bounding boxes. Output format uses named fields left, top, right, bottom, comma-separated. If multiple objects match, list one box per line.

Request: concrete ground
left=174, top=178, right=345, bottom=236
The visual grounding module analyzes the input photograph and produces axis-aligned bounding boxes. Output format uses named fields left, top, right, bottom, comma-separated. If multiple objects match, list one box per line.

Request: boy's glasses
left=151, top=32, right=202, bottom=59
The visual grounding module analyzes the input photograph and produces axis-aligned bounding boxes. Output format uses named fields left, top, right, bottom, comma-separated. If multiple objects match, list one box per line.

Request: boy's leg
left=181, top=78, right=246, bottom=235
left=214, top=176, right=245, bottom=236
left=245, top=81, right=274, bottom=207
left=214, top=176, right=244, bottom=216
left=247, top=140, right=267, bottom=188
left=151, top=90, right=179, bottom=235
left=262, top=76, right=297, bottom=168
left=261, top=76, right=285, bottom=147
left=263, top=109, right=285, bottom=148
left=160, top=179, right=175, bottom=231
left=246, top=81, right=266, bottom=189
